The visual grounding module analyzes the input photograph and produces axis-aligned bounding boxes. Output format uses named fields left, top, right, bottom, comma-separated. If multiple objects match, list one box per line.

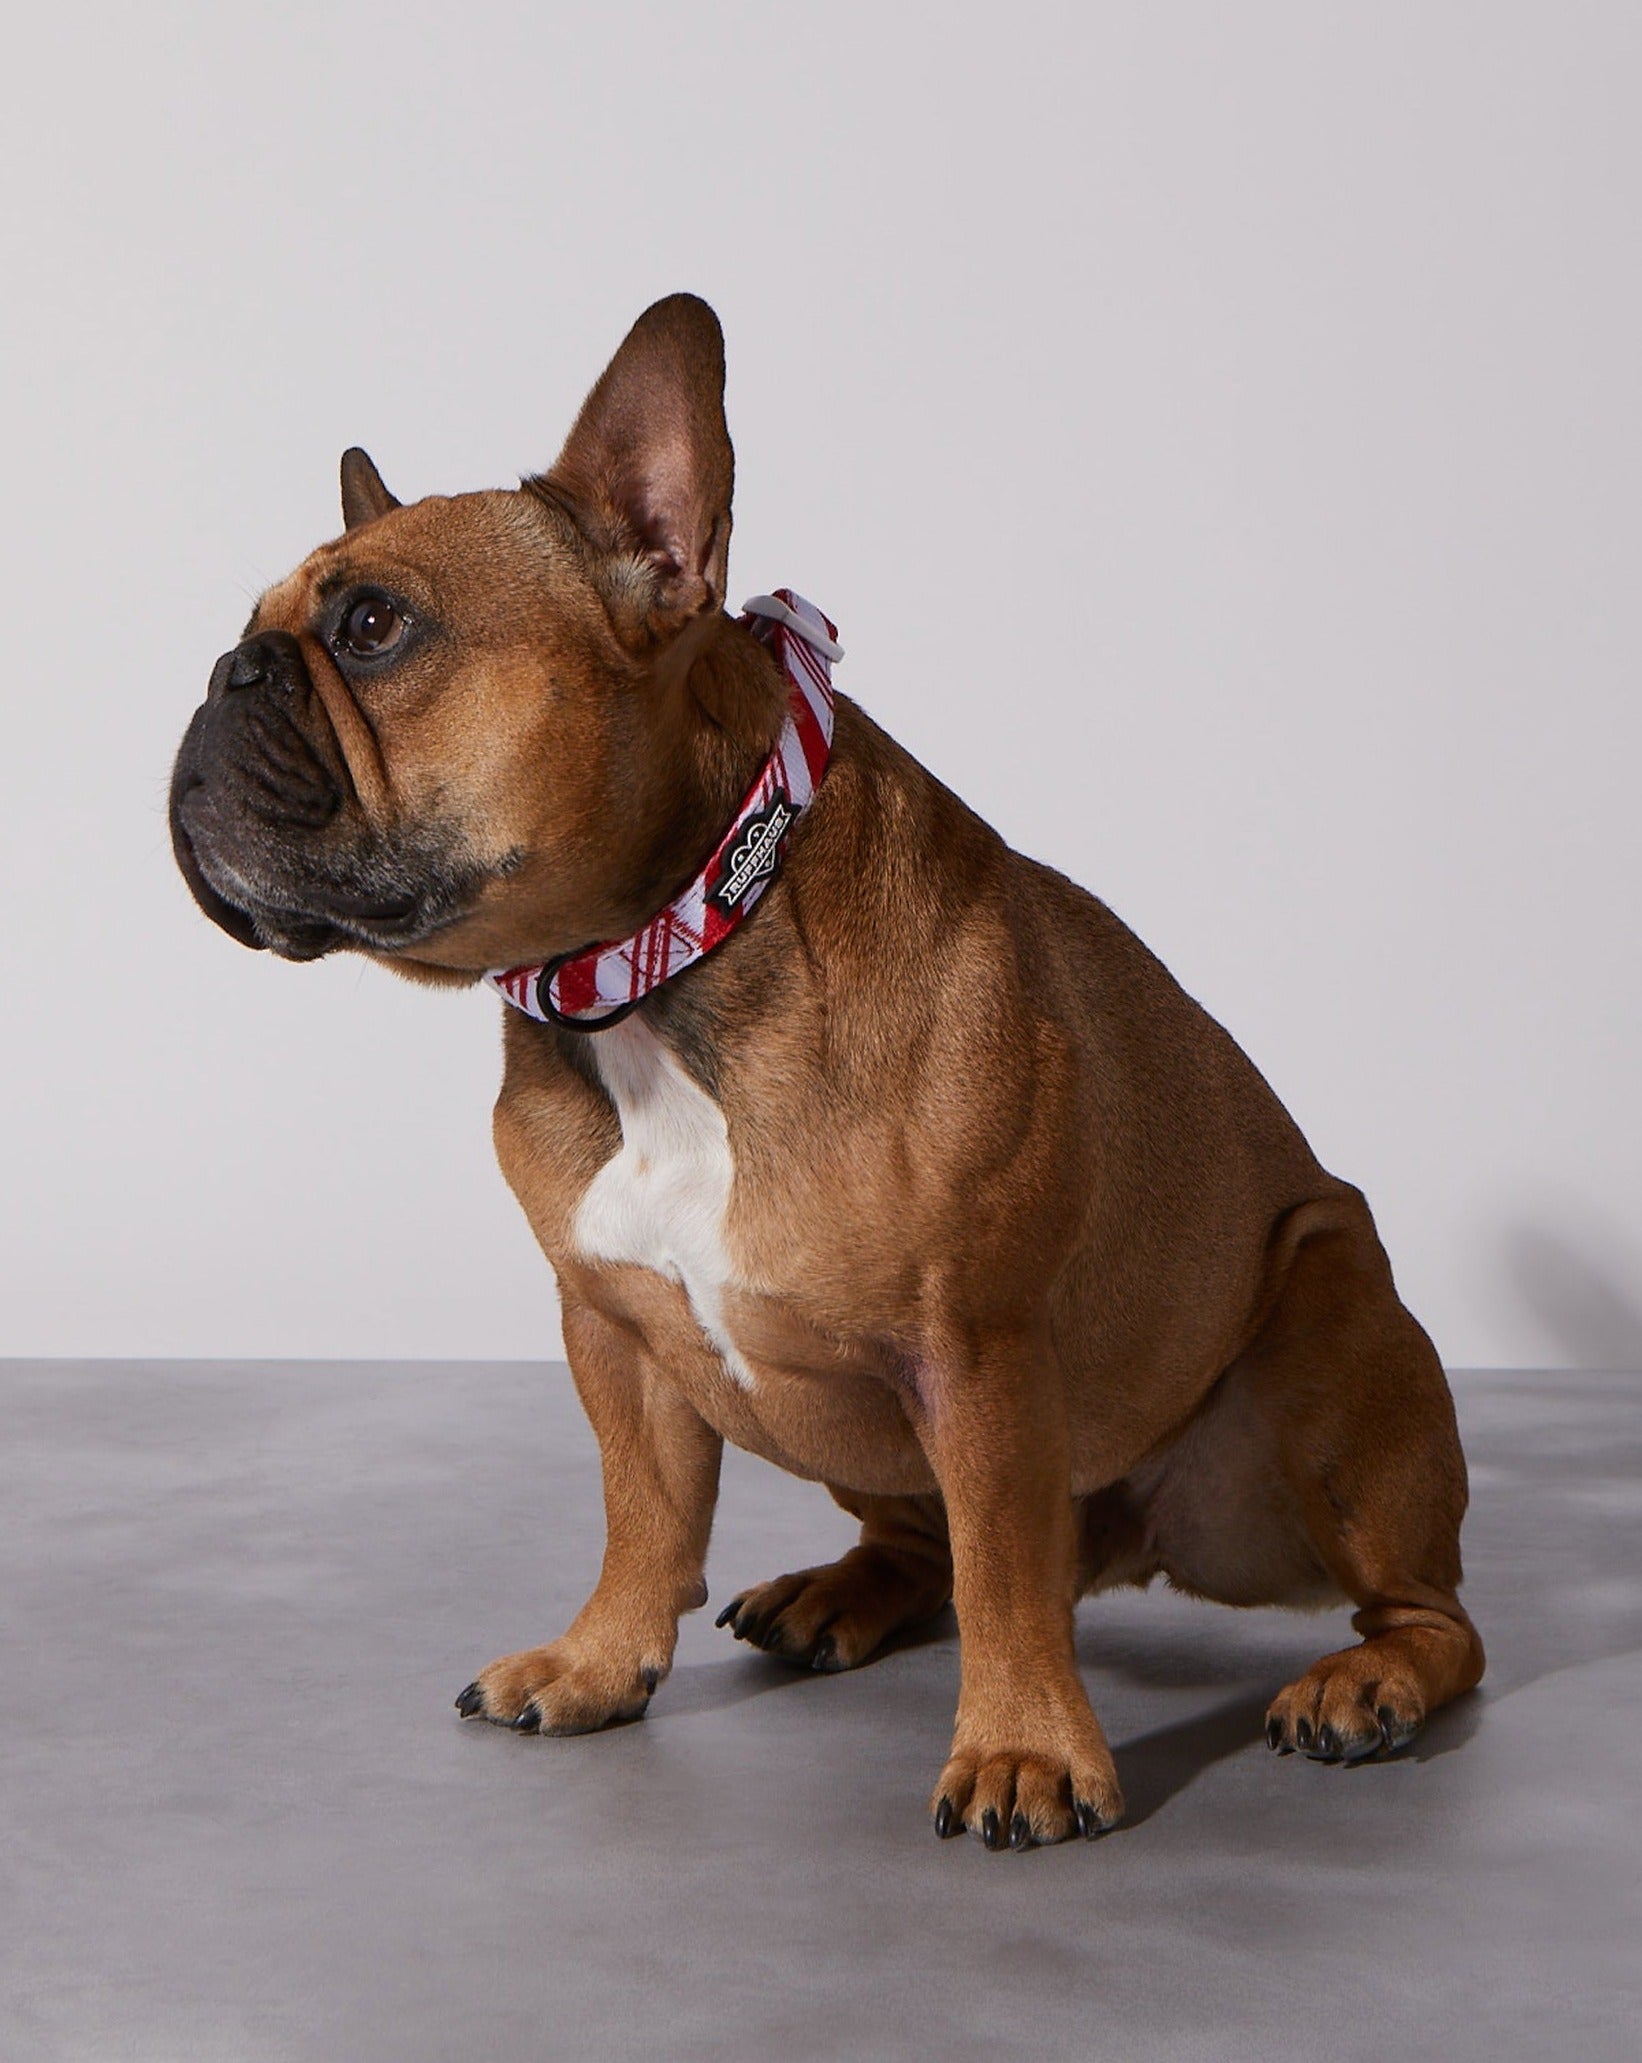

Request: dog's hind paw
left=715, top=1546, right=951, bottom=1671
left=1266, top=1651, right=1428, bottom=1762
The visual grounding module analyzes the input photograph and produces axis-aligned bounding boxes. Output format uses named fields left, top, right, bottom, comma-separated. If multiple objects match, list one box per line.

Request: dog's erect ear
left=339, top=447, right=401, bottom=530
left=539, top=294, right=734, bottom=635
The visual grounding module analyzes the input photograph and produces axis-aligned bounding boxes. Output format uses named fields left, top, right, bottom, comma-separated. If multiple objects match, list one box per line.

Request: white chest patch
left=572, top=1018, right=754, bottom=1389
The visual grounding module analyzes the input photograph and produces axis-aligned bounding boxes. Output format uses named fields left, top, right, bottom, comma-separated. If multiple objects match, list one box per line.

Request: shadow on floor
left=1113, top=1688, right=1271, bottom=1826
left=1503, top=1219, right=1642, bottom=1370
left=664, top=1605, right=960, bottom=1719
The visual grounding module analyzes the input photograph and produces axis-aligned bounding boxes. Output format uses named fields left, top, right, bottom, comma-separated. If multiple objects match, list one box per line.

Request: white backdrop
left=2, top=2, right=1637, bottom=1367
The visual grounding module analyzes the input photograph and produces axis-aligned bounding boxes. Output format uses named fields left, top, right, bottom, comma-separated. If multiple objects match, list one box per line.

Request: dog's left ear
left=540, top=293, right=734, bottom=637
left=340, top=447, right=401, bottom=530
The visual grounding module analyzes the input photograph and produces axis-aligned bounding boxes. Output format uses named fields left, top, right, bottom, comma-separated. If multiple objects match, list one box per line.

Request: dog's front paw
left=455, top=1640, right=663, bottom=1736
left=932, top=1729, right=1124, bottom=1850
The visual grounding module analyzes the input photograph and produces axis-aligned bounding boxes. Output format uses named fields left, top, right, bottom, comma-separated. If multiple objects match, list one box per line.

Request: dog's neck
left=488, top=593, right=842, bottom=1031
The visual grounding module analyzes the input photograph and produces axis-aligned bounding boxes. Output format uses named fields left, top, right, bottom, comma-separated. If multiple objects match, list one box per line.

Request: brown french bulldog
left=170, top=294, right=1484, bottom=1849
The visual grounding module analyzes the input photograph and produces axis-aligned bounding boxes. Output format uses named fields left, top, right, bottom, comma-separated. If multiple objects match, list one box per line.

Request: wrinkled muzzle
left=170, top=629, right=360, bottom=958
left=171, top=628, right=488, bottom=961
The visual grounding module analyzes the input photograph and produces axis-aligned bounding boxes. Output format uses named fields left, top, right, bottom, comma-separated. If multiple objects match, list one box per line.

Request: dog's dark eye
left=340, top=594, right=406, bottom=658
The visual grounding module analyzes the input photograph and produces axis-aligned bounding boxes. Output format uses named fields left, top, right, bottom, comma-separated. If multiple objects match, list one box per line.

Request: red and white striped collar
left=486, top=591, right=841, bottom=1031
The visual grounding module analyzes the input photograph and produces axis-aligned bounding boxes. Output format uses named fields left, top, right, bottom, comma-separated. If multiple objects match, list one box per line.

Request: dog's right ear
left=340, top=447, right=401, bottom=530
left=537, top=294, right=734, bottom=643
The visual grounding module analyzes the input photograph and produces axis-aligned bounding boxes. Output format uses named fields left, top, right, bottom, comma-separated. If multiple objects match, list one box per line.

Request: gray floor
left=2, top=1363, right=1637, bottom=2062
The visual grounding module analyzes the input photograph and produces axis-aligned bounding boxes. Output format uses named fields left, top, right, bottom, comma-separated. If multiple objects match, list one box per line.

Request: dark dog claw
left=810, top=1636, right=837, bottom=1672
left=714, top=1599, right=742, bottom=1630
left=1008, top=1813, right=1032, bottom=1851
left=934, top=1796, right=956, bottom=1838
left=455, top=1681, right=484, bottom=1718
left=1314, top=1723, right=1339, bottom=1760
left=1294, top=1716, right=1314, bottom=1750
left=980, top=1807, right=1002, bottom=1851
left=512, top=1704, right=541, bottom=1735
left=1377, top=1703, right=1418, bottom=1753
left=1073, top=1799, right=1103, bottom=1839
left=1265, top=1716, right=1284, bottom=1751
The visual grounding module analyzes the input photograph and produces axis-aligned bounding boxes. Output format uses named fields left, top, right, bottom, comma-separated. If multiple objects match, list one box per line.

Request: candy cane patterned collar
left=486, top=591, right=842, bottom=1031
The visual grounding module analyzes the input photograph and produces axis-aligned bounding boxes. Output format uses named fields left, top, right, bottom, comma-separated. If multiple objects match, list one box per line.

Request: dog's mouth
left=171, top=770, right=485, bottom=963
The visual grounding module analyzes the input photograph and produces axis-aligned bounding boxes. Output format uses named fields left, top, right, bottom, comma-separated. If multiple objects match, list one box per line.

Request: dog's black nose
left=210, top=629, right=310, bottom=701
left=225, top=641, right=272, bottom=690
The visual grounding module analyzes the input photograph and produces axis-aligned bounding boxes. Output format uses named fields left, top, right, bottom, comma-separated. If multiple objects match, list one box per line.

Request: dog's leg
left=715, top=1489, right=952, bottom=1670
left=1251, top=1199, right=1486, bottom=1760
left=458, top=1296, right=722, bottom=1734
left=919, top=1335, right=1125, bottom=1848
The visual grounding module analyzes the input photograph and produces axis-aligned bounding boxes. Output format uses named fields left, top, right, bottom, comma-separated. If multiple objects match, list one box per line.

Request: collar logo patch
left=710, top=789, right=794, bottom=914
